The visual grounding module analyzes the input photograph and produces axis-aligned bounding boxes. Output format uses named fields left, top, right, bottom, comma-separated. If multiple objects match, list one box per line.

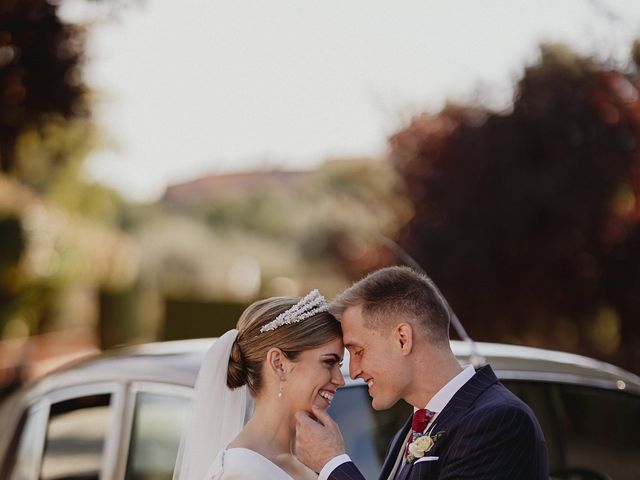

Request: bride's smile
left=280, top=336, right=345, bottom=412
left=318, top=389, right=335, bottom=404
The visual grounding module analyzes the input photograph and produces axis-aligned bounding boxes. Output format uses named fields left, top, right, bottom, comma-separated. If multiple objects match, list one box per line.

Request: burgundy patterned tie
left=403, top=408, right=435, bottom=459
left=412, top=409, right=434, bottom=437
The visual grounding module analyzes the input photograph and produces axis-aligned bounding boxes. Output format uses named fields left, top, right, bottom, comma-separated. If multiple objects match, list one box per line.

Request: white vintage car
left=0, top=338, right=638, bottom=480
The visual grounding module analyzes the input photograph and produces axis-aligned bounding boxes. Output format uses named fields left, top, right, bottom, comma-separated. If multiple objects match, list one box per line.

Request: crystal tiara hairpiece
left=259, top=289, right=329, bottom=333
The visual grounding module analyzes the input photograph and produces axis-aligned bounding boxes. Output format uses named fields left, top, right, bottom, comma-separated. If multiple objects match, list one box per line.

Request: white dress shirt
left=319, top=365, right=476, bottom=480
left=423, top=364, right=476, bottom=424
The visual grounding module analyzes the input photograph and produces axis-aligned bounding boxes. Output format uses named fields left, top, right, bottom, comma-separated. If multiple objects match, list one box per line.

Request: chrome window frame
left=8, top=398, right=49, bottom=480
left=494, top=370, right=637, bottom=394
left=115, top=381, right=193, bottom=480
left=35, top=382, right=125, bottom=480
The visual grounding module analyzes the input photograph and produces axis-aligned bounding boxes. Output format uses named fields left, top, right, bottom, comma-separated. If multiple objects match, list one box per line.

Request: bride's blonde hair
left=227, top=296, right=341, bottom=395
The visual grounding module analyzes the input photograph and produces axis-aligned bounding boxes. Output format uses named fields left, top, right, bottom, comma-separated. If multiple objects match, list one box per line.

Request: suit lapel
left=427, top=365, right=499, bottom=435
left=396, top=459, right=414, bottom=480
left=392, top=365, right=500, bottom=480
left=378, top=415, right=412, bottom=480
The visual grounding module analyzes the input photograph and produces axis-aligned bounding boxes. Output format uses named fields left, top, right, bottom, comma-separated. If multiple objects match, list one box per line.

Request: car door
left=3, top=382, right=125, bottom=480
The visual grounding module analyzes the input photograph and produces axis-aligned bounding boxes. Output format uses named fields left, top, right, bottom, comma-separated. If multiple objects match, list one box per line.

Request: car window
left=125, top=392, right=191, bottom=480
left=330, top=384, right=411, bottom=480
left=503, top=380, right=640, bottom=480
left=556, top=384, right=640, bottom=480
left=8, top=404, right=48, bottom=480
left=40, top=394, right=112, bottom=480
left=501, top=381, right=560, bottom=468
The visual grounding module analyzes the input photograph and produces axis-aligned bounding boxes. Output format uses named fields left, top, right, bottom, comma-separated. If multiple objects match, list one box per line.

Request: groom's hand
left=295, top=405, right=346, bottom=473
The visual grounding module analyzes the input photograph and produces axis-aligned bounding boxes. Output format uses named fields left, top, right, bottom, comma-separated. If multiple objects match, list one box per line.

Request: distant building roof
left=162, top=169, right=308, bottom=206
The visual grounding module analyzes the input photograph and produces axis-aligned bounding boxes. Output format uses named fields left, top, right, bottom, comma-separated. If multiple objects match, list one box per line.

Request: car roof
left=450, top=341, right=640, bottom=393
left=10, top=337, right=640, bottom=406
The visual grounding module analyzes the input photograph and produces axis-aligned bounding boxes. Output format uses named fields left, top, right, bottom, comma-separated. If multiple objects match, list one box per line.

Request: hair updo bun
left=226, top=340, right=248, bottom=389
left=225, top=296, right=341, bottom=396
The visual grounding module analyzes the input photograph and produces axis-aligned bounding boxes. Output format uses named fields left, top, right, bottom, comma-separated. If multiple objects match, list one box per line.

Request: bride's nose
left=332, top=367, right=346, bottom=388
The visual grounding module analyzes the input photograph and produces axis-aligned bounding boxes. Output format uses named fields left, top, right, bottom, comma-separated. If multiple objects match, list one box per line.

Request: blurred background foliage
left=1, top=0, right=639, bottom=398
left=0, top=0, right=134, bottom=394
left=390, top=44, right=640, bottom=370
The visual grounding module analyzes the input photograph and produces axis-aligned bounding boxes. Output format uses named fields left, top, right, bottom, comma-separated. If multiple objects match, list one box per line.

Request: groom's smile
left=341, top=304, right=410, bottom=411
left=364, top=378, right=376, bottom=398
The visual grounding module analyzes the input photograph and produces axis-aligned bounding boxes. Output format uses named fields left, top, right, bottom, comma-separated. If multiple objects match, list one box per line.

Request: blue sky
left=64, top=0, right=640, bottom=200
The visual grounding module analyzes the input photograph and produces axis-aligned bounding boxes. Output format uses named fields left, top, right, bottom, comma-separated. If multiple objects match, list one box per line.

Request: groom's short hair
left=330, top=266, right=451, bottom=345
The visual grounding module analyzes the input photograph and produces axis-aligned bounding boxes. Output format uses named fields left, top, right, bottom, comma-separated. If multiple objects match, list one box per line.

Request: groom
left=295, top=266, right=548, bottom=479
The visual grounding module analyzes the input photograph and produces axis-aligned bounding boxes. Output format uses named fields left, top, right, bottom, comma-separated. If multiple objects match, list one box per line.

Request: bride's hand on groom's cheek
left=294, top=405, right=346, bottom=472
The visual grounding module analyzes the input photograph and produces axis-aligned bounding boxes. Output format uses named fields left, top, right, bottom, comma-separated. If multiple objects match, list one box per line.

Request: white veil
left=173, top=329, right=247, bottom=480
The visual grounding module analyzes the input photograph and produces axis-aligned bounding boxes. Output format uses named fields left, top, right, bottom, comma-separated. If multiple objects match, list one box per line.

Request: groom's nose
left=349, top=358, right=361, bottom=380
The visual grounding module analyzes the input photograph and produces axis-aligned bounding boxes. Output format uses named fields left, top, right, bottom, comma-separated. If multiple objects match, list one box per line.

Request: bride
left=173, top=289, right=345, bottom=480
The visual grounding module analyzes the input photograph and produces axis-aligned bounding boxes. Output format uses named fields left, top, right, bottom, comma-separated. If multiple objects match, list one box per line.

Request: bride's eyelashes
left=321, top=356, right=343, bottom=368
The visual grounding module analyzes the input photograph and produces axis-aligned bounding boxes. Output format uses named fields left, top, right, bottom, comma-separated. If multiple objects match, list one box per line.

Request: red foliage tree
left=390, top=45, right=640, bottom=372
left=0, top=0, right=88, bottom=173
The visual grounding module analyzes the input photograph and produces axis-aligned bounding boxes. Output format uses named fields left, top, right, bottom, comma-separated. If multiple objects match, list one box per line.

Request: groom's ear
left=395, top=323, right=414, bottom=356
left=266, top=347, right=287, bottom=379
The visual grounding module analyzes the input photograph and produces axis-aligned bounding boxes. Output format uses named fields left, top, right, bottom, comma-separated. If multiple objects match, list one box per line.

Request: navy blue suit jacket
left=329, top=365, right=548, bottom=480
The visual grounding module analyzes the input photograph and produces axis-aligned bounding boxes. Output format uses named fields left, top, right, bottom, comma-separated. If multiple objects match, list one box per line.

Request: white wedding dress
left=175, top=331, right=307, bottom=480
left=205, top=448, right=294, bottom=480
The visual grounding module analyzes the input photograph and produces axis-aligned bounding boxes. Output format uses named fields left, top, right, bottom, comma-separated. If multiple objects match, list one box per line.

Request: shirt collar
left=416, top=364, right=475, bottom=413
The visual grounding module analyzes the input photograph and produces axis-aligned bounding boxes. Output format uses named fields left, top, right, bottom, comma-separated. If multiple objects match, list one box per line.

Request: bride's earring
left=278, top=376, right=285, bottom=398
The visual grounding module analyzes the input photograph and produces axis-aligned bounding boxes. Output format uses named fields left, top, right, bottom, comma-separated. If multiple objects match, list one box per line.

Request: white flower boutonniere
left=407, top=431, right=444, bottom=463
